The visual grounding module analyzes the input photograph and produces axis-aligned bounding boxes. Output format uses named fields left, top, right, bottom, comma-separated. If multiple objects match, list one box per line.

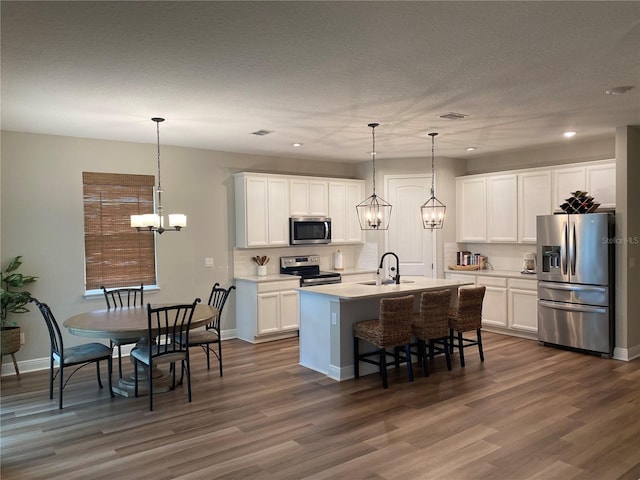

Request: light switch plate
left=204, top=257, right=214, bottom=268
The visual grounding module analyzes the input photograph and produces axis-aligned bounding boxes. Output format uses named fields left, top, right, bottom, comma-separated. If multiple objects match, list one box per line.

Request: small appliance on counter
left=522, top=252, right=537, bottom=274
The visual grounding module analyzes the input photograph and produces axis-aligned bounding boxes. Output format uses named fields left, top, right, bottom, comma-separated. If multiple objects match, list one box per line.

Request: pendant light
left=356, top=123, right=392, bottom=230
left=130, top=117, right=187, bottom=234
left=420, top=132, right=446, bottom=229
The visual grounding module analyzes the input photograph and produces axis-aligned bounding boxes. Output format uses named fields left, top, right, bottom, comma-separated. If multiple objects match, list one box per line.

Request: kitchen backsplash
left=233, top=243, right=378, bottom=277
left=454, top=243, right=539, bottom=271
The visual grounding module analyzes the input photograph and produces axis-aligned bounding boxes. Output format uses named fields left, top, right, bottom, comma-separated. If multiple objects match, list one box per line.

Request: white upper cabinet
left=552, top=161, right=616, bottom=211
left=456, top=176, right=487, bottom=242
left=487, top=174, right=518, bottom=242
left=234, top=173, right=289, bottom=247
left=518, top=171, right=552, bottom=243
left=552, top=166, right=586, bottom=212
left=457, top=160, right=614, bottom=245
left=586, top=163, right=616, bottom=209
left=290, top=178, right=328, bottom=216
left=329, top=180, right=365, bottom=244
left=235, top=173, right=364, bottom=248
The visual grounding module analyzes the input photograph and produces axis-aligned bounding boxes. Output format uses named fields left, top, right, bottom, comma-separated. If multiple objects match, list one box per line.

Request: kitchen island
left=297, top=276, right=474, bottom=381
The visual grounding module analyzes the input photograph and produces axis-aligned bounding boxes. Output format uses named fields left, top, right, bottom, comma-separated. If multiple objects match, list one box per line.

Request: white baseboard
left=1, top=328, right=239, bottom=377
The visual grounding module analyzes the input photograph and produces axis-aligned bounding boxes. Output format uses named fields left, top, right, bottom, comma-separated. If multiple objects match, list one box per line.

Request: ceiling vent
left=439, top=112, right=469, bottom=120
left=251, top=129, right=274, bottom=136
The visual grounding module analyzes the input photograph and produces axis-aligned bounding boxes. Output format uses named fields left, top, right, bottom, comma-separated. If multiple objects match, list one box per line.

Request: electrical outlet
left=20, top=333, right=25, bottom=345
left=204, top=257, right=214, bottom=268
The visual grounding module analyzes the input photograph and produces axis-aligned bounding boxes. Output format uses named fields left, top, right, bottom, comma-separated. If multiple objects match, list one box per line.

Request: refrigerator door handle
left=569, top=221, right=577, bottom=275
left=561, top=221, right=568, bottom=275
left=539, top=300, right=607, bottom=315
left=538, top=281, right=607, bottom=294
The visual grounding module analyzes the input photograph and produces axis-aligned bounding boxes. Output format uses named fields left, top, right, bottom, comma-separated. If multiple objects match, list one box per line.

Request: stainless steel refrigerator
left=536, top=212, right=614, bottom=356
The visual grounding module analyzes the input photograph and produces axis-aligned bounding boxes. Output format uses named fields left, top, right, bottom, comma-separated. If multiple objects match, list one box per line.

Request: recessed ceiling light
left=605, top=86, right=633, bottom=95
left=466, top=147, right=477, bottom=152
left=291, top=142, right=303, bottom=148
left=564, top=131, right=577, bottom=138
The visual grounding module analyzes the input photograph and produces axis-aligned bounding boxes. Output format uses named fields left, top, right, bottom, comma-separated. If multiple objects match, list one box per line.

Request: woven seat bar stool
left=448, top=286, right=486, bottom=367
left=353, top=295, right=415, bottom=389
left=411, top=289, right=453, bottom=377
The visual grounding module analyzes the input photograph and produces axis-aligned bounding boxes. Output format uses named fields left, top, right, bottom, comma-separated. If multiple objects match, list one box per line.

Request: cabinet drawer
left=509, top=278, right=537, bottom=290
left=477, top=276, right=507, bottom=287
left=257, top=280, right=300, bottom=293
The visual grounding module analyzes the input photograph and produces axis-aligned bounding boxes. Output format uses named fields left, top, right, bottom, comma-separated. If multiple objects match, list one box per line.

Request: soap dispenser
left=375, top=268, right=382, bottom=286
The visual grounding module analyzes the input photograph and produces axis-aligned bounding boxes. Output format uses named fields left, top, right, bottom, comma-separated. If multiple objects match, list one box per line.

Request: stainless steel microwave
left=289, top=217, right=332, bottom=245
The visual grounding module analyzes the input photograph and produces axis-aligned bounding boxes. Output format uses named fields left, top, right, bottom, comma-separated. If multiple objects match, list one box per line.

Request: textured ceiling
left=1, top=1, right=639, bottom=162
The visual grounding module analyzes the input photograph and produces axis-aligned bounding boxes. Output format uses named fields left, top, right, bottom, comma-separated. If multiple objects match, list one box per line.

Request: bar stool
left=448, top=286, right=486, bottom=367
left=353, top=295, right=415, bottom=389
left=411, top=289, right=453, bottom=376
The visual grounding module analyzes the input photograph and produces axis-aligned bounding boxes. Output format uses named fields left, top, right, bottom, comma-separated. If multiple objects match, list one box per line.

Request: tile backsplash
left=233, top=243, right=378, bottom=277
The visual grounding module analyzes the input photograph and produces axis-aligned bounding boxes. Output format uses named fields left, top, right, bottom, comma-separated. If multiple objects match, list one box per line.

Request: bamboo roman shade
left=83, top=172, right=156, bottom=290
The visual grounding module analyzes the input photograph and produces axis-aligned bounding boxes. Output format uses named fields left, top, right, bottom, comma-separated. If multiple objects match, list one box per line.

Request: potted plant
left=1, top=256, right=38, bottom=362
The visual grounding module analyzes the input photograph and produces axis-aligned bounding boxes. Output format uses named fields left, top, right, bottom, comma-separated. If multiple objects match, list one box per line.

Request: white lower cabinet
left=445, top=272, right=538, bottom=338
left=236, top=278, right=300, bottom=343
left=476, top=276, right=508, bottom=328
left=507, top=278, right=538, bottom=333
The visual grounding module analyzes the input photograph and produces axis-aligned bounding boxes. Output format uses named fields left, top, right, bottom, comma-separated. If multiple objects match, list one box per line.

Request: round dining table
left=64, top=304, right=217, bottom=397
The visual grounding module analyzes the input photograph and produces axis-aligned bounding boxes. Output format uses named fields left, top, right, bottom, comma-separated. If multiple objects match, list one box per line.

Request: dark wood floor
left=1, top=332, right=639, bottom=480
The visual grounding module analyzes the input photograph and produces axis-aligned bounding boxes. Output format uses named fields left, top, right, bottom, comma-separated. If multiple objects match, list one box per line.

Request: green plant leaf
left=5, top=256, right=22, bottom=273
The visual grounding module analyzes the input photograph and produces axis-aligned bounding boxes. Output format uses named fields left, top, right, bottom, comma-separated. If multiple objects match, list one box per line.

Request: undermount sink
left=359, top=280, right=415, bottom=286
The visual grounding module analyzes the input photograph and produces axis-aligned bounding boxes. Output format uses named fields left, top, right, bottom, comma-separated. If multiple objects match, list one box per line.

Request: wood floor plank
left=1, top=332, right=639, bottom=480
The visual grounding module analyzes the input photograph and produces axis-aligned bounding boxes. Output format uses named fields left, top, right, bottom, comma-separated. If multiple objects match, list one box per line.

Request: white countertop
left=235, top=274, right=300, bottom=283
left=296, top=276, right=474, bottom=300
left=446, top=269, right=537, bottom=280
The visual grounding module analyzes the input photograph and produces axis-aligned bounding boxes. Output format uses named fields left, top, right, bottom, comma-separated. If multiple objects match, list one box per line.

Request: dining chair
left=448, top=286, right=486, bottom=367
left=411, top=289, right=453, bottom=377
left=353, top=295, right=415, bottom=389
left=174, top=283, right=235, bottom=377
left=131, top=298, right=200, bottom=411
left=31, top=298, right=114, bottom=409
left=100, top=284, right=144, bottom=379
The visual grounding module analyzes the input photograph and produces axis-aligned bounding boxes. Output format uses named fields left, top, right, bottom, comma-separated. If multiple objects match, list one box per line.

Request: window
left=83, top=172, right=157, bottom=291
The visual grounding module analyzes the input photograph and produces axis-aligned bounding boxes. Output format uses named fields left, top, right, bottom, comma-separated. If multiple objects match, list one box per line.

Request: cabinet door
left=279, top=290, right=300, bottom=330
left=508, top=288, right=538, bottom=333
left=245, top=176, right=269, bottom=247
left=257, top=292, right=280, bottom=334
left=586, top=163, right=616, bottom=209
left=479, top=286, right=508, bottom=328
left=456, top=177, right=487, bottom=242
left=267, top=177, right=290, bottom=245
left=308, top=180, right=329, bottom=216
left=328, top=182, right=347, bottom=243
left=518, top=171, right=552, bottom=243
left=344, top=181, right=365, bottom=243
left=487, top=174, right=518, bottom=242
left=290, top=179, right=310, bottom=216
left=552, top=167, right=586, bottom=212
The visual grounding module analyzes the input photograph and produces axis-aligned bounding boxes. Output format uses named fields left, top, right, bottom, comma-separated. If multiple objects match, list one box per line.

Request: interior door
left=385, top=175, right=435, bottom=277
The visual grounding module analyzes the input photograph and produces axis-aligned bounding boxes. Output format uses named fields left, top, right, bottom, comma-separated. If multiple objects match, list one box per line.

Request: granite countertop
left=234, top=274, right=301, bottom=283
left=446, top=269, right=537, bottom=280
left=326, top=268, right=377, bottom=275
left=296, top=276, right=474, bottom=300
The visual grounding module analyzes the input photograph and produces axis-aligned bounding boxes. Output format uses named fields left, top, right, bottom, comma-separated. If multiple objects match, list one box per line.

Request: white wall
left=0, top=130, right=358, bottom=368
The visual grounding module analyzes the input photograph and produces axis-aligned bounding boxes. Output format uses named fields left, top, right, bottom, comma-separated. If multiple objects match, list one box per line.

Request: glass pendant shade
left=356, top=122, right=392, bottom=230
left=421, top=132, right=446, bottom=230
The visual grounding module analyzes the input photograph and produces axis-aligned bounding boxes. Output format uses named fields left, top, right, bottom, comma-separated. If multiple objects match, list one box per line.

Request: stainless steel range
left=280, top=255, right=341, bottom=287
